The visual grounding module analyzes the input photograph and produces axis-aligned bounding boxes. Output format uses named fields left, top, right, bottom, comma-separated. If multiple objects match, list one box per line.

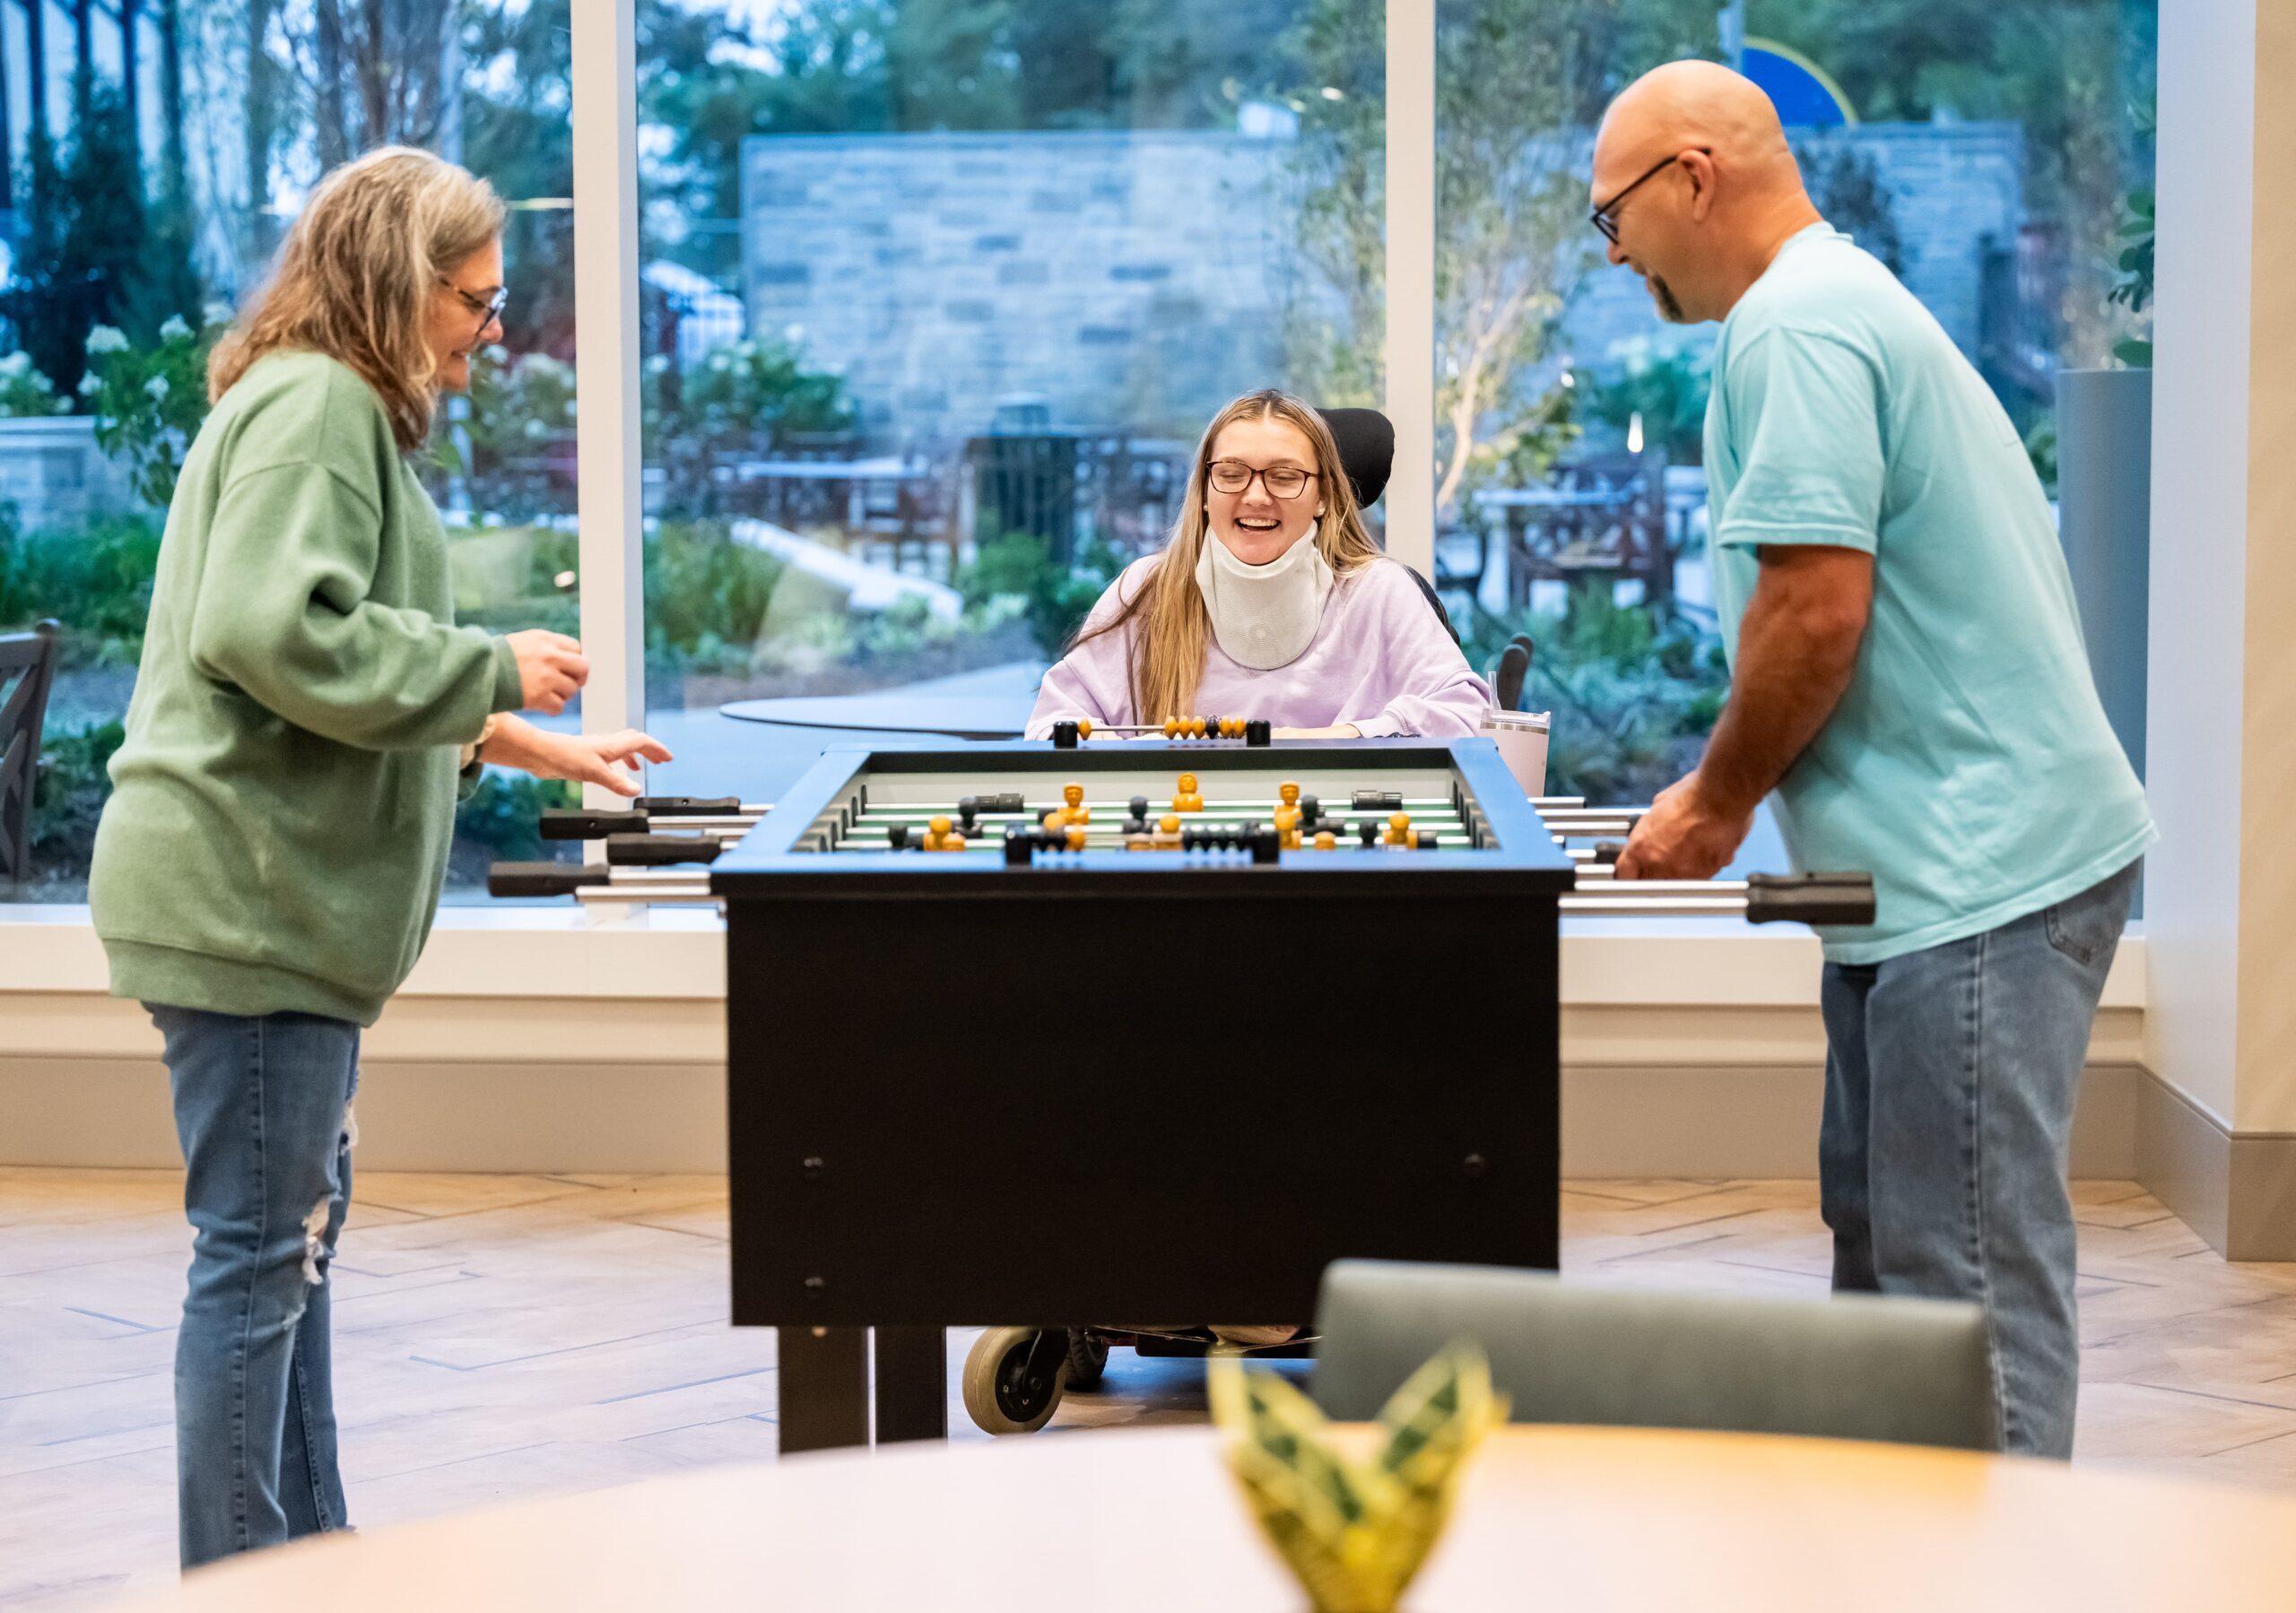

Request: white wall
left=2142, top=0, right=2257, bottom=1129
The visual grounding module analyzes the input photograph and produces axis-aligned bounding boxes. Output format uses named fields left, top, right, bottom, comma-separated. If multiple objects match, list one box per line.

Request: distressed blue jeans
left=1818, top=859, right=2138, bottom=1459
left=152, top=1004, right=360, bottom=1570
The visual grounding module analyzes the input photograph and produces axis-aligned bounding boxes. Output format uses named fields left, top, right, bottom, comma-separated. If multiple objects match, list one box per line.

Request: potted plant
left=2052, top=119, right=2154, bottom=782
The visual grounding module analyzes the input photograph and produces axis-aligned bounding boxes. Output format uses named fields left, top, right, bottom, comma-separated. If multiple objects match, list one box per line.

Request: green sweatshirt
left=90, top=351, right=525, bottom=1027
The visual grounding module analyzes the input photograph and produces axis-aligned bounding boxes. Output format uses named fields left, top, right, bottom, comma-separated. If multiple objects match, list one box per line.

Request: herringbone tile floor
left=4, top=1171, right=2292, bottom=1609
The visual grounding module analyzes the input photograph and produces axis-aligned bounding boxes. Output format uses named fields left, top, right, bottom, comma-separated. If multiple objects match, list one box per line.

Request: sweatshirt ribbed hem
left=104, top=938, right=389, bottom=1028
left=491, top=637, right=525, bottom=714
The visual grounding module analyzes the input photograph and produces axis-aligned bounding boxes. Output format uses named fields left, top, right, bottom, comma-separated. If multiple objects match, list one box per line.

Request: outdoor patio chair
left=0, top=620, right=62, bottom=888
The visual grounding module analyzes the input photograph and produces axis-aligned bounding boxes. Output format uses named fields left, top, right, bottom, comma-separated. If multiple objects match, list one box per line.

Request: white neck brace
left=1194, top=529, right=1336, bottom=671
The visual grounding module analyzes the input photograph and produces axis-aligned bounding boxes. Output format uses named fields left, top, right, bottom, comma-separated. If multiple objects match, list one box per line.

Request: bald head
left=1595, top=60, right=1802, bottom=206
left=1590, top=61, right=1823, bottom=324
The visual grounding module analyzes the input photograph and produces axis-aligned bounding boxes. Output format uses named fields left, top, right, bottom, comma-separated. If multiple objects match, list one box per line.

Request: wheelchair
left=961, top=1324, right=1316, bottom=1435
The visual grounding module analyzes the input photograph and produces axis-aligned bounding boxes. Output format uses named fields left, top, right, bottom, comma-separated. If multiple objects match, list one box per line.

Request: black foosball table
left=491, top=735, right=1873, bottom=1450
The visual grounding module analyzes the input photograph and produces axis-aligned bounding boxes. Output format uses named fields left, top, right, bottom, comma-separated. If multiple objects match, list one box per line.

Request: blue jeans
left=1818, top=860, right=2138, bottom=1459
left=152, top=1004, right=361, bottom=1569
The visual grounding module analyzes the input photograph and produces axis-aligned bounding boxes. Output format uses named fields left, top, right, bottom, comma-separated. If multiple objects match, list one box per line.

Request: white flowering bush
left=428, top=348, right=581, bottom=523
left=80, top=308, right=225, bottom=507
left=0, top=351, right=70, bottom=418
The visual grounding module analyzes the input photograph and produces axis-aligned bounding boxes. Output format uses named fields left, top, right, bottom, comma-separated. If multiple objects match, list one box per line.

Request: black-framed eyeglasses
left=1207, top=460, right=1318, bottom=499
left=440, top=278, right=509, bottom=331
left=1590, top=153, right=1681, bottom=244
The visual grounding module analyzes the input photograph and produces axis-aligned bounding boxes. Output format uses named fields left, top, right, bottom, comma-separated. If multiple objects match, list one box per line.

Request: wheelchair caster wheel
left=1066, top=1328, right=1109, bottom=1392
left=962, top=1326, right=1067, bottom=1435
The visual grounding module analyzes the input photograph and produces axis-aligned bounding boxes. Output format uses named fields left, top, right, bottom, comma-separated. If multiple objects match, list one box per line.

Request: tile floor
left=4, top=1171, right=2292, bottom=1609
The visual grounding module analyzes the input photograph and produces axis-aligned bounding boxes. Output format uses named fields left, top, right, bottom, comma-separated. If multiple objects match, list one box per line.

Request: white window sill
left=0, top=902, right=2145, bottom=1010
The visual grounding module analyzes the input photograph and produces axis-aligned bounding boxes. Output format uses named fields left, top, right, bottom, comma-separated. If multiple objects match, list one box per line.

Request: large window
left=631, top=0, right=1386, bottom=805
left=0, top=2, right=2163, bottom=906
left=1431, top=0, right=2158, bottom=807
left=0, top=0, right=578, bottom=901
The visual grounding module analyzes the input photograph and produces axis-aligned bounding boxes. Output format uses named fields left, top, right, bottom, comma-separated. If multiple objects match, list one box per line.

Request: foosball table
left=491, top=735, right=1873, bottom=1450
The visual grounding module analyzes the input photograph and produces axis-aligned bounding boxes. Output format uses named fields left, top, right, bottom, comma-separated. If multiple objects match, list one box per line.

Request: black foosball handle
left=1745, top=872, right=1876, bottom=927
left=634, top=795, right=744, bottom=816
left=488, top=862, right=609, bottom=898
left=604, top=834, right=726, bottom=868
left=542, top=808, right=650, bottom=840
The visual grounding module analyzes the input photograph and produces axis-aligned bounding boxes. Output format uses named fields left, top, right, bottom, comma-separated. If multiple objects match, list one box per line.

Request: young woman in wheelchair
left=1023, top=388, right=1491, bottom=741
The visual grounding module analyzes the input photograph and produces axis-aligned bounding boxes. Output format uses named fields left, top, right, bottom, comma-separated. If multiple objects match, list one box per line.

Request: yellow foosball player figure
left=1172, top=773, right=1205, bottom=813
left=1274, top=805, right=1303, bottom=850
left=1061, top=783, right=1091, bottom=824
left=923, top=814, right=966, bottom=853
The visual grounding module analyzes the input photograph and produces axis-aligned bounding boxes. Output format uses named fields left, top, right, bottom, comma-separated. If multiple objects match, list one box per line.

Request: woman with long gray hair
left=90, top=146, right=667, bottom=1568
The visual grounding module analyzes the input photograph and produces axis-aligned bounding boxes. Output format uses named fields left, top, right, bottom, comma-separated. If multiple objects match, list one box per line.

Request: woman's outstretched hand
left=479, top=715, right=673, bottom=798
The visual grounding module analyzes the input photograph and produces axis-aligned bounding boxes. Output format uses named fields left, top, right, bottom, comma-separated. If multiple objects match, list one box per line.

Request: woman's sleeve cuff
left=490, top=638, right=526, bottom=715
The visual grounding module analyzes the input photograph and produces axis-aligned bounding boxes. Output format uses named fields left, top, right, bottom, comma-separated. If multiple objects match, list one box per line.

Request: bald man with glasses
left=1593, top=61, right=2154, bottom=1458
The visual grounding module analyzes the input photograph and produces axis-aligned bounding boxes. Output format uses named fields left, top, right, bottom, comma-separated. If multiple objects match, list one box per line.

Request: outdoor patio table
left=718, top=694, right=1027, bottom=740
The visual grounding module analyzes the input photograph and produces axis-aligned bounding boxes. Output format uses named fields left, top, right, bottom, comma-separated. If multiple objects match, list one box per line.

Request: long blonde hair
left=209, top=146, right=507, bottom=453
left=1075, top=389, right=1384, bottom=721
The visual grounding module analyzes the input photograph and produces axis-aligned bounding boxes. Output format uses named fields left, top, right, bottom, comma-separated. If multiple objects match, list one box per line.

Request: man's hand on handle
left=1613, top=773, right=1754, bottom=881
left=508, top=630, right=588, bottom=715
left=481, top=716, right=673, bottom=799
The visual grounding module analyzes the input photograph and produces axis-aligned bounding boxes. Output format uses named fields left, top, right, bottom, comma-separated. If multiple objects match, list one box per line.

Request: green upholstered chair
left=1312, top=1259, right=1999, bottom=1453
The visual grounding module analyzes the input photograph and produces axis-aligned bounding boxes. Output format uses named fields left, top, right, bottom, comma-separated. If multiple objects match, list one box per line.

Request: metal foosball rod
left=487, top=863, right=719, bottom=904
left=540, top=796, right=770, bottom=842
left=1561, top=871, right=1875, bottom=925
left=1555, top=839, right=1876, bottom=925
left=491, top=799, right=776, bottom=903
left=1540, top=807, right=1649, bottom=835
left=1048, top=717, right=1274, bottom=748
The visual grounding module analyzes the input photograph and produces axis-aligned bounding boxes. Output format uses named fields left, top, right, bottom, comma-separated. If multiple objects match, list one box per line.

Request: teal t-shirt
left=1704, top=223, right=2154, bottom=964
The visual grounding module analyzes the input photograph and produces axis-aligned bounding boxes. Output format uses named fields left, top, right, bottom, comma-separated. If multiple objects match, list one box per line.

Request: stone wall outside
left=742, top=130, right=1331, bottom=451
left=742, top=121, right=2026, bottom=453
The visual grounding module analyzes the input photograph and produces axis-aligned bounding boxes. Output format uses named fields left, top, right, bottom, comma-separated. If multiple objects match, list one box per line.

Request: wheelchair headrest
left=1318, top=407, right=1394, bottom=508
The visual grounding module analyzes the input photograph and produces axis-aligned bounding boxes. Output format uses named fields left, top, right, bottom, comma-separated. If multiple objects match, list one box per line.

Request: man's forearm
left=1697, top=581, right=1866, bottom=817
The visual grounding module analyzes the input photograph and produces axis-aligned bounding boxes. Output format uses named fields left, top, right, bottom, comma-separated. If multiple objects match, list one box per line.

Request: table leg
left=874, top=1325, right=949, bottom=1444
left=778, top=1325, right=869, bottom=1453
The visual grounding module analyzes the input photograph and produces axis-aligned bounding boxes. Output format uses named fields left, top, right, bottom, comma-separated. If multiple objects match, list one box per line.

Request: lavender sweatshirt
left=1026, top=555, right=1493, bottom=738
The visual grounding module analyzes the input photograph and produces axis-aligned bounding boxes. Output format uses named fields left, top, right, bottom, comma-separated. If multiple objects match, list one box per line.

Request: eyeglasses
left=439, top=278, right=509, bottom=331
left=1590, top=153, right=1682, bottom=245
left=1207, top=460, right=1318, bottom=499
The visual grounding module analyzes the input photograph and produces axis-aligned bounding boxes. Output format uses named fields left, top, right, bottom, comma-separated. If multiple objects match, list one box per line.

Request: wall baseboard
left=1562, top=1062, right=2144, bottom=1181
left=0, top=1057, right=727, bottom=1175
left=2134, top=1071, right=2296, bottom=1260
left=0, top=1054, right=2143, bottom=1182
